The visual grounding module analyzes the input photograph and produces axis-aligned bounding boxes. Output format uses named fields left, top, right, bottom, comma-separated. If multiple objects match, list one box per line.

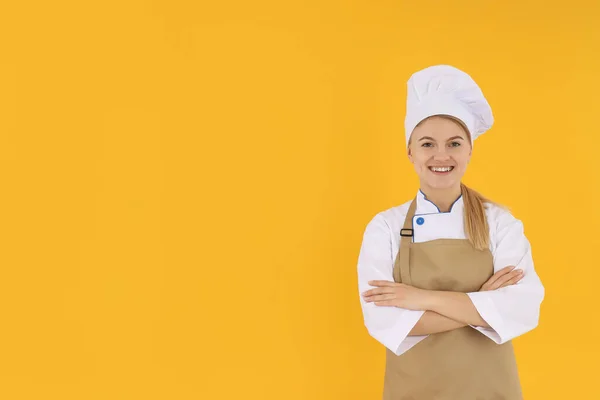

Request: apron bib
left=383, top=198, right=522, bottom=400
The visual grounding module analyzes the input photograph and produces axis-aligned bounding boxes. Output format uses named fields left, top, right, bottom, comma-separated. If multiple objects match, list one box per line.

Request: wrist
left=422, top=289, right=443, bottom=311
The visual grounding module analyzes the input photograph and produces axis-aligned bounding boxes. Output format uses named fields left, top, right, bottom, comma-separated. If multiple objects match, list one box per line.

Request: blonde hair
left=409, top=115, right=505, bottom=251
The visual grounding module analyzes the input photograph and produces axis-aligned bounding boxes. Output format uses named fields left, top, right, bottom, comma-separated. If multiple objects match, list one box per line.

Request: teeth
left=430, top=166, right=453, bottom=172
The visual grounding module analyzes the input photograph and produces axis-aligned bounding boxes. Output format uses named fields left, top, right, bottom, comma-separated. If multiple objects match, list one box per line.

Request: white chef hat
left=404, top=64, right=494, bottom=147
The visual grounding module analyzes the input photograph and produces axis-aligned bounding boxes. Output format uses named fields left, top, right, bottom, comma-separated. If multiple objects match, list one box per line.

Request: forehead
left=412, top=116, right=468, bottom=140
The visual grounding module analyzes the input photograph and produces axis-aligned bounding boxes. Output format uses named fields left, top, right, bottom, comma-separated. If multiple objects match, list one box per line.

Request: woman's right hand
left=479, top=265, right=524, bottom=291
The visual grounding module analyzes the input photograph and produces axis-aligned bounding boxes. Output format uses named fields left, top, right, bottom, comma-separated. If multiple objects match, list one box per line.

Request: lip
left=428, top=166, right=455, bottom=175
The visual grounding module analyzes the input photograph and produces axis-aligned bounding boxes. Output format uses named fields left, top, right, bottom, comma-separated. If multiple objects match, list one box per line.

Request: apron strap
left=393, top=198, right=417, bottom=285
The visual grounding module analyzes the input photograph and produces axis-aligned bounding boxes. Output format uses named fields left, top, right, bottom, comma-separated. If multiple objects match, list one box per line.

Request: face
left=407, top=115, right=472, bottom=191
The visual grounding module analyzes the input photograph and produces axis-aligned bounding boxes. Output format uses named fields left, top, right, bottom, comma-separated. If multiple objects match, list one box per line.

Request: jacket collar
left=416, top=189, right=464, bottom=215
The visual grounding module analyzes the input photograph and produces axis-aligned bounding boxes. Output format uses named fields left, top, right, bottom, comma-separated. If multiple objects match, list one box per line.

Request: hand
left=479, top=265, right=524, bottom=291
left=362, top=280, right=431, bottom=310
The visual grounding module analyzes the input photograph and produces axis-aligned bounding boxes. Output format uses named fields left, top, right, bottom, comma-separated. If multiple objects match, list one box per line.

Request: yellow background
left=0, top=0, right=596, bottom=398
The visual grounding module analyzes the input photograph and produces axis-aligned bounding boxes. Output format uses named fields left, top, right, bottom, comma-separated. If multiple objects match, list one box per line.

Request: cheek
left=412, top=156, right=428, bottom=171
left=410, top=150, right=429, bottom=164
left=455, top=155, right=470, bottom=171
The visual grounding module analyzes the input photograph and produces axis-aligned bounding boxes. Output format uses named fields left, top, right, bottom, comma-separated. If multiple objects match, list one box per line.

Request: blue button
left=416, top=217, right=425, bottom=225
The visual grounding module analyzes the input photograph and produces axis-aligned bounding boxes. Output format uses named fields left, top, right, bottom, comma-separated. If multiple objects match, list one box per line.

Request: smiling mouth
left=428, top=166, right=454, bottom=173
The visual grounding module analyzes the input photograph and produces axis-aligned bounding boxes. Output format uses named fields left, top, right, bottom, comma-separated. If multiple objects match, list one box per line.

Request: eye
left=421, top=142, right=433, bottom=148
left=449, top=141, right=461, bottom=147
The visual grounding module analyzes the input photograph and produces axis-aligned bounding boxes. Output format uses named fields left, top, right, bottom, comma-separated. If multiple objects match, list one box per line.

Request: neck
left=420, top=184, right=462, bottom=212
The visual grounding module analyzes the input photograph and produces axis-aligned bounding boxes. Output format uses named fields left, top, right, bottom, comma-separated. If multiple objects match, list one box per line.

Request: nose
left=433, top=147, right=451, bottom=161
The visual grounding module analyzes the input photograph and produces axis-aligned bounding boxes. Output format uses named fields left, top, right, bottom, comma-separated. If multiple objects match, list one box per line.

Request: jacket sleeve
left=357, top=213, right=428, bottom=356
left=466, top=208, right=545, bottom=343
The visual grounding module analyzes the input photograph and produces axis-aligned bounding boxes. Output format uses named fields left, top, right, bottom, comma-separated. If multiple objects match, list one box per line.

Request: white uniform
left=357, top=189, right=545, bottom=356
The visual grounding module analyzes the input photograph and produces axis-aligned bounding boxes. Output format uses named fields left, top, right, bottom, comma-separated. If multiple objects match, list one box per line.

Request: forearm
left=426, top=290, right=491, bottom=328
left=408, top=310, right=467, bottom=336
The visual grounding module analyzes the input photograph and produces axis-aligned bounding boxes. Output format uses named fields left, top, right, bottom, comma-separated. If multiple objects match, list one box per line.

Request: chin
left=424, top=179, right=458, bottom=190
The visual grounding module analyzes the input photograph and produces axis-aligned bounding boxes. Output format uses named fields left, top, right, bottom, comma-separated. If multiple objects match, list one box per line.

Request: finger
left=368, top=280, right=396, bottom=287
left=485, top=265, right=516, bottom=287
left=498, top=277, right=520, bottom=288
left=374, top=300, right=395, bottom=306
left=499, top=272, right=525, bottom=288
left=365, top=294, right=396, bottom=303
left=489, top=275, right=511, bottom=290
left=491, top=270, right=523, bottom=290
left=362, top=287, right=395, bottom=297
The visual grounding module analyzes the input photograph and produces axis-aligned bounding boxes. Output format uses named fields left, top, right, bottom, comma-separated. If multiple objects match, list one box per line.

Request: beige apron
left=383, top=198, right=522, bottom=400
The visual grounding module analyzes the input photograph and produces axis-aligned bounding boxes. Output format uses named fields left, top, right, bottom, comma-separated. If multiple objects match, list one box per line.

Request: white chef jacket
left=357, top=189, right=545, bottom=356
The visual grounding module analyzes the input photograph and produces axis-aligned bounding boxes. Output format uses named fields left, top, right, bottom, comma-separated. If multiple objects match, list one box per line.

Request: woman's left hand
left=362, top=280, right=432, bottom=311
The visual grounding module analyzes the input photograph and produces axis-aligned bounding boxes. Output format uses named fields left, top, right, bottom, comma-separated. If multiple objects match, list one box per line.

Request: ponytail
left=460, top=183, right=497, bottom=251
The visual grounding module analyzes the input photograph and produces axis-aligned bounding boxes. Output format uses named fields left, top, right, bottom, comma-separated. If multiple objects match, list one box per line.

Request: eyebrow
left=418, top=136, right=466, bottom=141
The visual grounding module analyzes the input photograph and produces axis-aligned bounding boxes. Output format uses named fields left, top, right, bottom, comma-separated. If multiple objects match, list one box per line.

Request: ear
left=407, top=146, right=414, bottom=163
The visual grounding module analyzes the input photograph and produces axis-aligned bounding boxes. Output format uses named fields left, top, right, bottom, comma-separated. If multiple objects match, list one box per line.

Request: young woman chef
left=358, top=64, right=545, bottom=399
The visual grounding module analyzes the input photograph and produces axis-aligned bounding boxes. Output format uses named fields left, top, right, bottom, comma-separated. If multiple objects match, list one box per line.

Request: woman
left=357, top=65, right=545, bottom=399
